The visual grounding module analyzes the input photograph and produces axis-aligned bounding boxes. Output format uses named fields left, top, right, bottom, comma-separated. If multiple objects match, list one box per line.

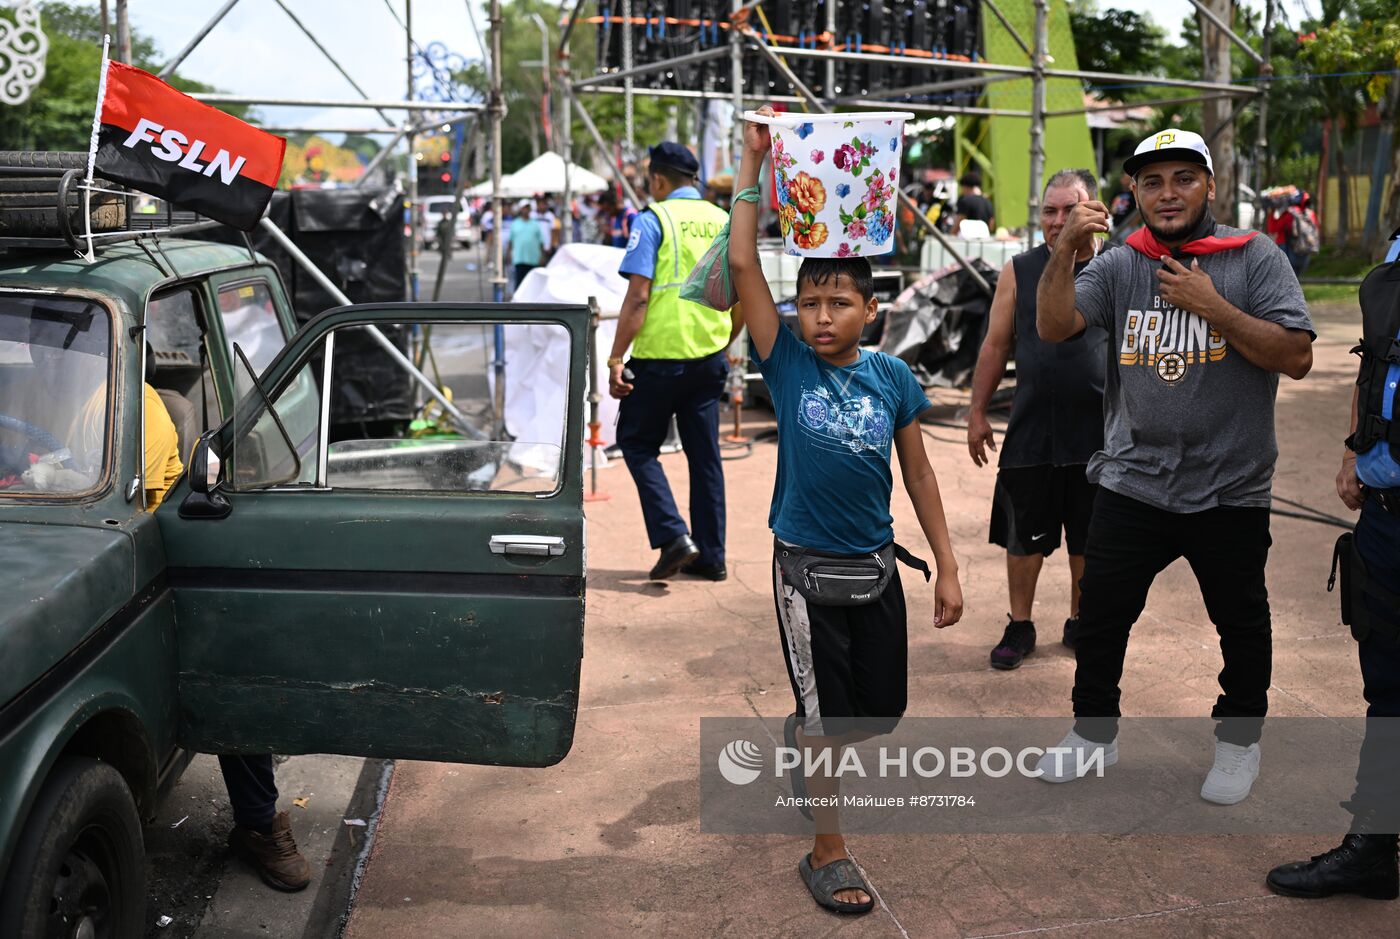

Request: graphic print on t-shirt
left=797, top=384, right=892, bottom=455
left=1118, top=293, right=1227, bottom=384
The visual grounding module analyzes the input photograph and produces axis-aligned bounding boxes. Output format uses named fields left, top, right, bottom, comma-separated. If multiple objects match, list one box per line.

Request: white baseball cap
left=1124, top=128, right=1214, bottom=178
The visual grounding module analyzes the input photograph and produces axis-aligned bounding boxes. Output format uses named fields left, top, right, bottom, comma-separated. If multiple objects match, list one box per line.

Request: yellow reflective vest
left=633, top=196, right=731, bottom=360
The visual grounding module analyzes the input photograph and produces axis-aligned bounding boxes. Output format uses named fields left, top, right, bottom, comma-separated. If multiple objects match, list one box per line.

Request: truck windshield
left=0, top=296, right=112, bottom=496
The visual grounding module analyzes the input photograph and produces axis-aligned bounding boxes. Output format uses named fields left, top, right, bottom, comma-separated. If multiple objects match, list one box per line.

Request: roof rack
left=0, top=162, right=229, bottom=253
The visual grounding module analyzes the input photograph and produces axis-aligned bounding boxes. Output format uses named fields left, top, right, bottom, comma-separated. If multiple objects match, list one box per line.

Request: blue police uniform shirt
left=618, top=186, right=702, bottom=280
left=757, top=325, right=931, bottom=554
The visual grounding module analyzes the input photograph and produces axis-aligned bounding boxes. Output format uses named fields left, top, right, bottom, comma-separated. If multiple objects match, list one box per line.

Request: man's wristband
left=607, top=356, right=625, bottom=368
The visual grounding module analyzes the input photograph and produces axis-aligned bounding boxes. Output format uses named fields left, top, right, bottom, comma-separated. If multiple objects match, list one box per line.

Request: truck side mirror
left=179, top=432, right=231, bottom=519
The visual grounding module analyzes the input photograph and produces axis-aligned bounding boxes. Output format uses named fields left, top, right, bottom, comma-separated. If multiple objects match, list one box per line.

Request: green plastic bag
left=680, top=187, right=760, bottom=311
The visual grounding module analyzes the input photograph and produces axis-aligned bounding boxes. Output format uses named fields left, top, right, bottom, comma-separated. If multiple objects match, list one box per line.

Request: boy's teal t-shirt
left=757, top=325, right=931, bottom=554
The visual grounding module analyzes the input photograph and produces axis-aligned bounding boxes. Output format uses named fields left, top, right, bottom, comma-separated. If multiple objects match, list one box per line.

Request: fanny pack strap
left=893, top=543, right=932, bottom=583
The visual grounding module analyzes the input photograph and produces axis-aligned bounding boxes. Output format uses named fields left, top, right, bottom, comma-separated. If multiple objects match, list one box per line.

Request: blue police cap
left=648, top=141, right=699, bottom=177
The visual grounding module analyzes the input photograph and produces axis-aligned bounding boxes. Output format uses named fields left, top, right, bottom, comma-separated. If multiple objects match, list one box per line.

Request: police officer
left=608, top=142, right=736, bottom=581
left=1267, top=237, right=1400, bottom=900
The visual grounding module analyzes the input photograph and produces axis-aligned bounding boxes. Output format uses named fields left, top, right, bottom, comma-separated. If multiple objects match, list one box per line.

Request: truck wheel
left=0, top=758, right=145, bottom=939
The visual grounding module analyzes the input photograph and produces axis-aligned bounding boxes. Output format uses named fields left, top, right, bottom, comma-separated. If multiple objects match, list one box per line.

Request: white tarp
left=501, top=243, right=628, bottom=473
left=465, top=152, right=610, bottom=198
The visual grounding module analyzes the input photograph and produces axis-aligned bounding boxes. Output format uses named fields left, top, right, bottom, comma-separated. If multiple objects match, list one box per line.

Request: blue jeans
left=616, top=352, right=729, bottom=566
left=219, top=755, right=278, bottom=830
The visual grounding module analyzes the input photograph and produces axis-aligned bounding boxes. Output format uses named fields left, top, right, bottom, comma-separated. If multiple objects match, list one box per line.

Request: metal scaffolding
left=563, top=0, right=1270, bottom=294
left=152, top=0, right=506, bottom=435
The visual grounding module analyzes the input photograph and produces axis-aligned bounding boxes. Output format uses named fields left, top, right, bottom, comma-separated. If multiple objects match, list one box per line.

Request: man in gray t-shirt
left=1028, top=128, right=1315, bottom=805
left=1074, top=223, right=1313, bottom=511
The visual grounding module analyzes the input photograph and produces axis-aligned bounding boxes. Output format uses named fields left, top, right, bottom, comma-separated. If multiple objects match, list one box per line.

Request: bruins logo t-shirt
left=1072, top=225, right=1314, bottom=512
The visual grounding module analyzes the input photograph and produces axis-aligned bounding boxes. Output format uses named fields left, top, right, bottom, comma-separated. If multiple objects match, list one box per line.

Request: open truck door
left=156, top=303, right=587, bottom=766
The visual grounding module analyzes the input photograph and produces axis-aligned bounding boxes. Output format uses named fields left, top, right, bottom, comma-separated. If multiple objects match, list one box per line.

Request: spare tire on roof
left=0, top=152, right=127, bottom=237
left=0, top=150, right=89, bottom=172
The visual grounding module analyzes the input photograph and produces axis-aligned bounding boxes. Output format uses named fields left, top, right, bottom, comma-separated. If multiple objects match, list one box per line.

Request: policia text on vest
left=631, top=199, right=731, bottom=360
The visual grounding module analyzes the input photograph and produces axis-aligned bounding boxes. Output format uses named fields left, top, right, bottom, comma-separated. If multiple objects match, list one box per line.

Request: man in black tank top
left=966, top=169, right=1109, bottom=669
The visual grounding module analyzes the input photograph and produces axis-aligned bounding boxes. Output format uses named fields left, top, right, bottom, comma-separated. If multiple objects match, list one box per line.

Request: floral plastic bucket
left=746, top=110, right=915, bottom=259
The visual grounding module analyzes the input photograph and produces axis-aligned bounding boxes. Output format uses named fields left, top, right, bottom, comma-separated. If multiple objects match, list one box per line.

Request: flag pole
left=82, top=35, right=112, bottom=263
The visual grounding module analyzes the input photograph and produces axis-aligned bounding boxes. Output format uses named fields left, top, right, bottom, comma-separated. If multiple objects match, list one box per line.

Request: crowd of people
left=596, top=113, right=1398, bottom=916
left=468, top=166, right=1320, bottom=303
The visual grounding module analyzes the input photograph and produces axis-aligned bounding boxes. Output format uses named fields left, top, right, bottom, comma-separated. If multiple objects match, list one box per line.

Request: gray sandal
left=784, top=713, right=814, bottom=820
left=798, top=853, right=875, bottom=915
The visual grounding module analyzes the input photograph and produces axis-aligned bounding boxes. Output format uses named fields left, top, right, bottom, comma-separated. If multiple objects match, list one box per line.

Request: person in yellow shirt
left=69, top=372, right=183, bottom=508
left=143, top=383, right=183, bottom=509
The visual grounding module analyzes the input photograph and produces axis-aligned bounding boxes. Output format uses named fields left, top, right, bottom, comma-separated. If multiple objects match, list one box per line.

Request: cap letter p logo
left=1154, top=132, right=1176, bottom=150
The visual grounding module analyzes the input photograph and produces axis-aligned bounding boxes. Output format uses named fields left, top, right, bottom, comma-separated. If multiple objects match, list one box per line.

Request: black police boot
left=1267, top=827, right=1399, bottom=900
left=680, top=560, right=727, bottom=581
left=649, top=534, right=699, bottom=581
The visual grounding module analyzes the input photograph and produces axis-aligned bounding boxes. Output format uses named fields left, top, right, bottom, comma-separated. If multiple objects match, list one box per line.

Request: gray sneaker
left=1035, top=728, right=1118, bottom=783
left=1200, top=740, right=1260, bottom=805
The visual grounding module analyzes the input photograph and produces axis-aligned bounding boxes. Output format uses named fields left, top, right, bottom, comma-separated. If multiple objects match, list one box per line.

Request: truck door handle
left=489, top=534, right=566, bottom=557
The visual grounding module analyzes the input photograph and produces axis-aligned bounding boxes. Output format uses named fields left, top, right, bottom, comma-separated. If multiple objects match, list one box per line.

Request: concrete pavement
left=344, top=301, right=1394, bottom=937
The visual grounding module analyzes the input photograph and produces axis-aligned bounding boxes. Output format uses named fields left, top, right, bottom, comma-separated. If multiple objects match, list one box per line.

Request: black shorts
left=773, top=548, right=907, bottom=738
left=989, top=464, right=1098, bottom=557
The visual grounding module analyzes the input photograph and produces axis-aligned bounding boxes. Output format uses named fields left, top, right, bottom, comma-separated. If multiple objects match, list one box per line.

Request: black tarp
left=211, top=187, right=413, bottom=428
left=878, top=261, right=998, bottom=388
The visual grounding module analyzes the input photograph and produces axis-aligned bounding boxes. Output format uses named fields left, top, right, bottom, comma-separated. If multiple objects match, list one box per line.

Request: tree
left=1197, top=0, right=1238, bottom=224
left=1080, top=7, right=1326, bottom=228
left=1068, top=2, right=1168, bottom=89
left=0, top=2, right=253, bottom=153
left=1299, top=1, right=1400, bottom=253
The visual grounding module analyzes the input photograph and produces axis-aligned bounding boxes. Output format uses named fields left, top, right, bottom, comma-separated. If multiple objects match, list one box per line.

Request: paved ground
left=144, top=754, right=381, bottom=939
left=340, top=299, right=1397, bottom=937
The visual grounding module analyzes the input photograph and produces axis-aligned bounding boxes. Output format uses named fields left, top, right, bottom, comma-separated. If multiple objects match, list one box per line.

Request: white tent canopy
left=465, top=151, right=609, bottom=198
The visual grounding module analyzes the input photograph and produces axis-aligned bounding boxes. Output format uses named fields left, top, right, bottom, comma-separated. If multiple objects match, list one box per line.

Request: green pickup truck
left=0, top=235, right=587, bottom=936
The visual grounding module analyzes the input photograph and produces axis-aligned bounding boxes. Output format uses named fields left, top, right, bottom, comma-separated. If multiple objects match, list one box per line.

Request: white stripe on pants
left=774, top=556, right=825, bottom=736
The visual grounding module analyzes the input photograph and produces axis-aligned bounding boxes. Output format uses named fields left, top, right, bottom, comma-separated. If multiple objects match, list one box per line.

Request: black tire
left=0, top=177, right=90, bottom=194
left=0, top=191, right=122, bottom=208
left=0, top=150, right=89, bottom=171
left=0, top=200, right=126, bottom=236
left=0, top=758, right=145, bottom=939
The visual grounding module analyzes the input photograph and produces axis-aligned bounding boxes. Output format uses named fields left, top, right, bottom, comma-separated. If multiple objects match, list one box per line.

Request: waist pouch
left=775, top=539, right=931, bottom=607
left=1329, top=530, right=1400, bottom=642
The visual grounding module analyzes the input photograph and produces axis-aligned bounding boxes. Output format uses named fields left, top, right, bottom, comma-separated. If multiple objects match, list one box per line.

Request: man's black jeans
left=1072, top=487, right=1273, bottom=747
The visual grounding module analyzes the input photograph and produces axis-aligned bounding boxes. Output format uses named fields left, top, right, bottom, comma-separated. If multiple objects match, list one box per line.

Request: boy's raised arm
left=729, top=109, right=781, bottom=362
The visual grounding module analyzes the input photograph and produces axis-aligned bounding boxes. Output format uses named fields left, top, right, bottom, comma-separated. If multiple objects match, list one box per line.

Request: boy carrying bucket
left=729, top=106, right=964, bottom=915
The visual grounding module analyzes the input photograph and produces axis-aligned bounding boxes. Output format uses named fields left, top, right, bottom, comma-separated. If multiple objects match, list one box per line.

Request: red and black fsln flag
left=95, top=62, right=285, bottom=231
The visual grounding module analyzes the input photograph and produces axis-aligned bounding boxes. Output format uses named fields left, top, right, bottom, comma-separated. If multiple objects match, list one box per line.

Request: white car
left=422, top=196, right=475, bottom=248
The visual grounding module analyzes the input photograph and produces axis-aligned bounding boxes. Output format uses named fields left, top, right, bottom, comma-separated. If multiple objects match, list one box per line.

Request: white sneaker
left=1200, top=740, right=1261, bottom=805
left=1035, top=728, right=1118, bottom=783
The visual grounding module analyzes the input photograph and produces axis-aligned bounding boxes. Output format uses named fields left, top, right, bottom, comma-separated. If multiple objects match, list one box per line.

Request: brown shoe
left=229, top=810, right=312, bottom=892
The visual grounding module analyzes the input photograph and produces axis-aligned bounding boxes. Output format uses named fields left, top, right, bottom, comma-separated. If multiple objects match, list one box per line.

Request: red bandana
left=1126, top=224, right=1258, bottom=259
